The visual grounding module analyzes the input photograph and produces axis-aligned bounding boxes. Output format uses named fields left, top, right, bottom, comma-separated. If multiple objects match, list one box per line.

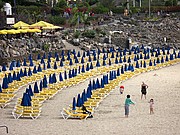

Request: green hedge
left=82, top=30, right=96, bottom=38
left=92, top=5, right=109, bottom=14
left=48, top=16, right=66, bottom=25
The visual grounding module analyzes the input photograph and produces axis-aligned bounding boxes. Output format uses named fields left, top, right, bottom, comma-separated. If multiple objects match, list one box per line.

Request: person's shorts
left=142, top=92, right=147, bottom=95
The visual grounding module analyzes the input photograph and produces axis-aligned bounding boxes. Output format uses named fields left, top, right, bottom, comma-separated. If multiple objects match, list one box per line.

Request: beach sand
left=0, top=63, right=180, bottom=135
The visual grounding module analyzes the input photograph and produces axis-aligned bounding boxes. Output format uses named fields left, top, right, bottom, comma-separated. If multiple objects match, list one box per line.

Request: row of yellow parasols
left=13, top=21, right=62, bottom=30
left=0, top=21, right=62, bottom=35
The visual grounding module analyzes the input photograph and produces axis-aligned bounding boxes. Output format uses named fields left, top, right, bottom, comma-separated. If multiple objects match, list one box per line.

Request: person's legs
left=125, top=105, right=129, bottom=118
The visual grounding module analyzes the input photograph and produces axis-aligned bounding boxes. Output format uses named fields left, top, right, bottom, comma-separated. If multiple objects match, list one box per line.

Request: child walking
left=149, top=99, right=154, bottom=114
left=124, top=95, right=135, bottom=118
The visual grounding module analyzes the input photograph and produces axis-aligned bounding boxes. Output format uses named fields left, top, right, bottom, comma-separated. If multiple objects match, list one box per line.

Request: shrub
left=73, top=30, right=81, bottom=38
left=82, top=30, right=96, bottom=38
left=48, top=16, right=66, bottom=25
left=92, top=5, right=109, bottom=14
left=111, top=7, right=124, bottom=14
left=51, top=7, right=64, bottom=16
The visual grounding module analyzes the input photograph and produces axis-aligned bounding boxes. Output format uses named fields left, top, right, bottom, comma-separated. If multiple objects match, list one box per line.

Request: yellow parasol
left=31, top=21, right=54, bottom=28
left=26, top=29, right=41, bottom=33
left=0, top=30, right=7, bottom=35
left=13, top=21, right=30, bottom=29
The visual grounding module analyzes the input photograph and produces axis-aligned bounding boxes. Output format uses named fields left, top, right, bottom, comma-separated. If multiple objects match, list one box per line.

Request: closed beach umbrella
left=93, top=55, right=97, bottom=61
left=2, top=76, right=8, bottom=89
left=34, top=82, right=39, bottom=93
left=124, top=64, right=128, bottom=71
left=76, top=94, right=82, bottom=107
left=96, top=60, right=100, bottom=67
left=69, top=70, right=72, bottom=78
left=23, top=58, right=27, bottom=66
left=123, top=56, right=126, bottom=63
left=178, top=51, right=180, bottom=58
left=13, top=71, right=17, bottom=80
left=43, top=75, right=48, bottom=88
left=116, top=52, right=119, bottom=57
left=37, top=64, right=42, bottom=72
left=28, top=54, right=32, bottom=61
left=69, top=59, right=73, bottom=66
left=0, top=85, right=2, bottom=93
left=43, top=63, right=46, bottom=70
left=2, top=65, right=7, bottom=71
left=59, top=72, right=63, bottom=81
left=20, top=68, right=24, bottom=77
left=101, top=78, right=104, bottom=88
left=54, top=62, right=57, bottom=69
left=72, top=97, right=76, bottom=110
left=149, top=60, right=152, bottom=66
left=61, top=50, right=64, bottom=56
left=47, top=61, right=51, bottom=69
left=128, top=63, right=131, bottom=71
left=103, top=54, right=106, bottom=60
left=135, top=61, right=139, bottom=68
left=77, top=51, right=81, bottom=57
left=60, top=60, right=64, bottom=67
left=43, top=53, right=46, bottom=59
left=75, top=57, right=79, bottom=64
left=134, top=55, right=137, bottom=61
left=119, top=57, right=123, bottom=63
left=109, top=59, right=111, bottom=65
left=17, top=72, right=21, bottom=81
left=67, top=52, right=71, bottom=60
left=16, top=60, right=21, bottom=67
left=78, top=66, right=81, bottom=74
left=81, top=57, right=84, bottom=64
left=96, top=78, right=100, bottom=88
left=121, top=66, right=124, bottom=74
left=153, top=59, right=156, bottom=66
left=140, top=53, right=143, bottom=59
left=131, top=64, right=134, bottom=72
left=64, top=71, right=67, bottom=79
left=8, top=73, right=13, bottom=83
left=123, top=49, right=126, bottom=55
left=157, top=57, right=160, bottom=63
left=37, top=54, right=41, bottom=60
left=21, top=93, right=31, bottom=106
left=39, top=81, right=43, bottom=91
left=29, top=59, right=34, bottom=67
left=87, top=86, right=92, bottom=98
left=33, top=66, right=37, bottom=74
left=117, top=68, right=120, bottom=76
left=49, top=74, right=53, bottom=84
left=81, top=65, right=85, bottom=73
left=88, top=55, right=92, bottom=62
left=103, top=60, right=106, bottom=66
left=86, top=63, right=90, bottom=71
left=127, top=57, right=131, bottom=63
left=28, top=85, right=34, bottom=96
left=170, top=54, right=174, bottom=60
left=115, top=57, right=118, bottom=64
left=83, top=52, right=86, bottom=57
left=41, top=57, right=45, bottom=64
left=90, top=62, right=93, bottom=69
left=111, top=52, right=114, bottom=58
left=161, top=56, right=164, bottom=63
left=9, top=62, right=14, bottom=71
left=56, top=54, right=60, bottom=61
left=143, top=61, right=146, bottom=68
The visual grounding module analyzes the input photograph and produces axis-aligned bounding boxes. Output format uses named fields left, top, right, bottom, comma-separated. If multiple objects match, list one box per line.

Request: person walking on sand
left=148, top=99, right=154, bottom=114
left=141, top=82, right=148, bottom=99
left=125, top=95, right=135, bottom=118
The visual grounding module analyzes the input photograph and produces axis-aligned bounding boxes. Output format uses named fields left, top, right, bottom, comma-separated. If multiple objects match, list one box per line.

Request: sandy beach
left=0, top=63, right=180, bottom=135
